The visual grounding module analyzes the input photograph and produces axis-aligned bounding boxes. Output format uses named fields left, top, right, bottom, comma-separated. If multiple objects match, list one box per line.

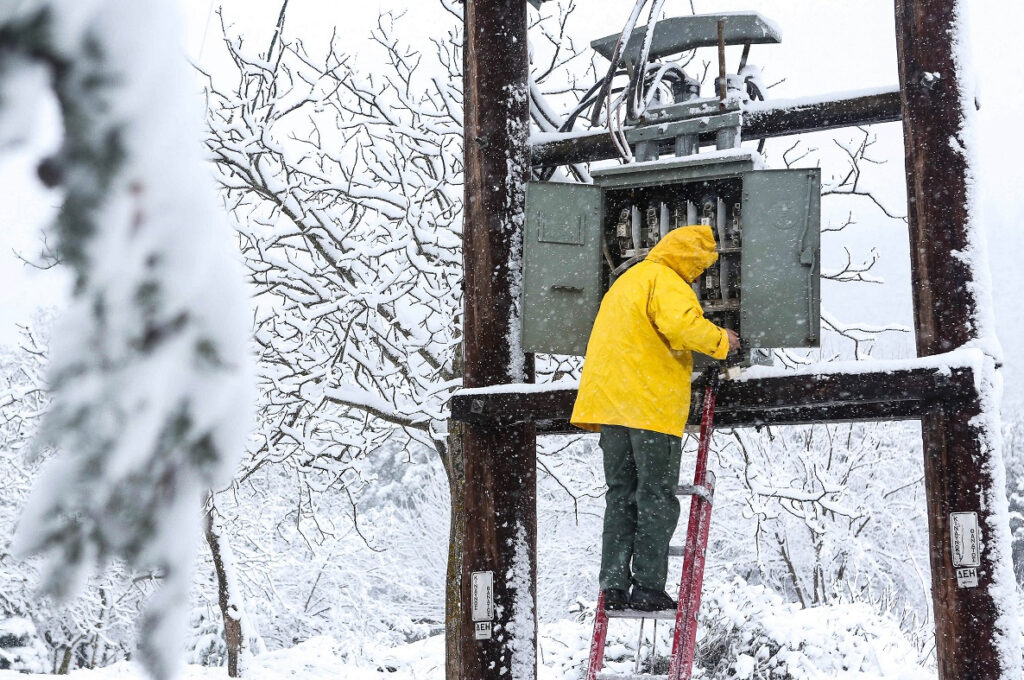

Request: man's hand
left=725, top=329, right=741, bottom=352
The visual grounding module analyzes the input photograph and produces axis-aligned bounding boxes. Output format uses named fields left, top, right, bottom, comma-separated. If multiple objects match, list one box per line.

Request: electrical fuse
left=646, top=205, right=659, bottom=247
left=673, top=203, right=686, bottom=229
left=716, top=197, right=728, bottom=246
left=700, top=197, right=715, bottom=228
left=615, top=208, right=631, bottom=254
left=630, top=206, right=642, bottom=256
left=730, top=202, right=742, bottom=245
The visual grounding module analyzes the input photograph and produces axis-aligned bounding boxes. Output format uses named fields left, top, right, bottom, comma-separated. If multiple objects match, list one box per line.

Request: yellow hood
left=646, top=225, right=718, bottom=283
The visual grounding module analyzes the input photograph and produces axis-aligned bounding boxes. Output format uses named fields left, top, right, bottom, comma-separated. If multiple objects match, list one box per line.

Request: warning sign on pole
left=471, top=571, right=494, bottom=622
left=950, top=512, right=981, bottom=588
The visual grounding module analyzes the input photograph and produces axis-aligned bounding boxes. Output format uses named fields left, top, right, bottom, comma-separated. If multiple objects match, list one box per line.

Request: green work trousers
left=598, top=425, right=682, bottom=592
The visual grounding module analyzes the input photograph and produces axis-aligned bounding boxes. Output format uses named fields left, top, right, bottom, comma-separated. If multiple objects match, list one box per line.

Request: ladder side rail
left=587, top=590, right=611, bottom=680
left=668, top=368, right=720, bottom=679
left=691, top=369, right=719, bottom=488
left=668, top=482, right=704, bottom=675
left=671, top=475, right=716, bottom=680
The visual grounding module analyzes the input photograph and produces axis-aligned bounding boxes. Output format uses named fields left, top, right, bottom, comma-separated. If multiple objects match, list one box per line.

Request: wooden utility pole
left=896, top=1, right=1019, bottom=677
left=453, top=0, right=537, bottom=679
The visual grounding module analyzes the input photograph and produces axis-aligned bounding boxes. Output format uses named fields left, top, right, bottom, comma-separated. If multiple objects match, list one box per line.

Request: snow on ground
left=0, top=587, right=935, bottom=680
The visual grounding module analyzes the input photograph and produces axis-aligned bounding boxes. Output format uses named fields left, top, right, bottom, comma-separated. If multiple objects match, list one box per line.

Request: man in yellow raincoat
left=571, top=224, right=739, bottom=611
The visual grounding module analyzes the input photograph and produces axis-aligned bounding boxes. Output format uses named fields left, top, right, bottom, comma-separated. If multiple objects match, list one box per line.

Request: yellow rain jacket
left=570, top=225, right=729, bottom=437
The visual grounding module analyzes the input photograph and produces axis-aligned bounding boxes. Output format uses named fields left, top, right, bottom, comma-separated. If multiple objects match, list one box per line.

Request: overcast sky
left=2, top=0, right=1023, bottom=406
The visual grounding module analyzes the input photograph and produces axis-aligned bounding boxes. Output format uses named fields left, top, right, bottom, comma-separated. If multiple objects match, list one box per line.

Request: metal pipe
left=717, top=19, right=727, bottom=105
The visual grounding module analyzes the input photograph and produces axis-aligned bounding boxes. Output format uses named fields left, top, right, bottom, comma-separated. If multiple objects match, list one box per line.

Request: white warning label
left=950, top=512, right=981, bottom=567
left=474, top=621, right=492, bottom=640
left=956, top=567, right=979, bottom=589
left=471, top=571, right=494, bottom=622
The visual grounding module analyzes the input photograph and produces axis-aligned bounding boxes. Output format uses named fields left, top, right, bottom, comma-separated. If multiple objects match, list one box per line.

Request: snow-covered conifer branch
left=1, top=2, right=252, bottom=678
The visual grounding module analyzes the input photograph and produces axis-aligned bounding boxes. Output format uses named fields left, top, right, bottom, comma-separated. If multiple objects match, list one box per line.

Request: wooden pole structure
left=452, top=0, right=537, bottom=678
left=896, top=1, right=1019, bottom=677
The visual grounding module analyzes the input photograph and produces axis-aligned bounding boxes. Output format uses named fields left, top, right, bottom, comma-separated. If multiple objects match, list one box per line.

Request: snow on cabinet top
left=602, top=146, right=764, bottom=170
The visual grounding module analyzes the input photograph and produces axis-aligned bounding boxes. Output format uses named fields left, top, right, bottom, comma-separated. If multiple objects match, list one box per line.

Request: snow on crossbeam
left=450, top=350, right=983, bottom=432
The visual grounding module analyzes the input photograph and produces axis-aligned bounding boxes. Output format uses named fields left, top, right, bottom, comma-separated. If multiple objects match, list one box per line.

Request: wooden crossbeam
left=531, top=88, right=901, bottom=168
left=450, top=365, right=975, bottom=434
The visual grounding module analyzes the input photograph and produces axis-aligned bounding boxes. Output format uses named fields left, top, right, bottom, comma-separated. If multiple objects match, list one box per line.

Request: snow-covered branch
left=1, top=3, right=252, bottom=678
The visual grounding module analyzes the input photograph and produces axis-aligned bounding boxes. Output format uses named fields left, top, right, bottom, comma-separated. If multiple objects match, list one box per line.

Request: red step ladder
left=586, top=369, right=721, bottom=680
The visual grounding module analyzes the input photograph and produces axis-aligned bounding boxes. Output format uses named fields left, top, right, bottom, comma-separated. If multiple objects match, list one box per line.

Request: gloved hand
left=725, top=328, right=741, bottom=352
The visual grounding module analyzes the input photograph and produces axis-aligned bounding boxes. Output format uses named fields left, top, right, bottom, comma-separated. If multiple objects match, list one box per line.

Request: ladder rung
left=675, top=484, right=712, bottom=501
left=606, top=609, right=677, bottom=620
left=596, top=674, right=669, bottom=680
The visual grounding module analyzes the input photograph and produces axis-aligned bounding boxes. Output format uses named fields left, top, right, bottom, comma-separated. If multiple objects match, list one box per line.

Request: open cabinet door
left=740, top=169, right=821, bottom=348
left=522, top=181, right=604, bottom=356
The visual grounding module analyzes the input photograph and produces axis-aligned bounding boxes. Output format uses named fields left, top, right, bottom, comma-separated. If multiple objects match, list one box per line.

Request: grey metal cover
left=590, top=149, right=758, bottom=190
left=522, top=181, right=604, bottom=355
left=740, top=169, right=821, bottom=348
left=591, top=13, right=782, bottom=64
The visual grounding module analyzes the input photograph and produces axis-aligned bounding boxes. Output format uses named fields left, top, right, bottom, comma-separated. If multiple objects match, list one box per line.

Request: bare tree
left=200, top=2, right=594, bottom=665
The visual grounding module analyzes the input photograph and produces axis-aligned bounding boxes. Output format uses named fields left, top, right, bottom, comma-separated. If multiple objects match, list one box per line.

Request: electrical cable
left=542, top=0, right=696, bottom=172
left=529, top=81, right=590, bottom=183
left=627, top=0, right=667, bottom=121
left=594, top=0, right=649, bottom=162
left=641, top=62, right=673, bottom=112
left=589, top=0, right=647, bottom=128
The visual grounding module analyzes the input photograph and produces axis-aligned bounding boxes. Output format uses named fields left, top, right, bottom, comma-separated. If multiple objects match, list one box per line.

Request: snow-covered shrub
left=0, top=617, right=46, bottom=673
left=202, top=439, right=449, bottom=658
left=708, top=421, right=930, bottom=619
left=0, top=327, right=147, bottom=673
left=184, top=606, right=227, bottom=668
left=531, top=579, right=931, bottom=679
left=694, top=578, right=931, bottom=679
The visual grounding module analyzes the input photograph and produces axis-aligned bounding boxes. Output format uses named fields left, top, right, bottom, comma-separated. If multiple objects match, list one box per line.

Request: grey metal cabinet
left=521, top=158, right=821, bottom=356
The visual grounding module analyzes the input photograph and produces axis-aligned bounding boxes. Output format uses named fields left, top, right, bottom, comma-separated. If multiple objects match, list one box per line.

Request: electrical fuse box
left=522, top=150, right=820, bottom=356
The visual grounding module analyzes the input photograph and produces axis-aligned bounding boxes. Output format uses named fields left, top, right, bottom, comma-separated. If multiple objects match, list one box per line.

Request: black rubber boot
left=603, top=588, right=629, bottom=611
left=629, top=585, right=677, bottom=612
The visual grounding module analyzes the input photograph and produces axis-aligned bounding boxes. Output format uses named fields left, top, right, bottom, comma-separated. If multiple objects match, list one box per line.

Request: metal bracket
left=676, top=484, right=713, bottom=503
